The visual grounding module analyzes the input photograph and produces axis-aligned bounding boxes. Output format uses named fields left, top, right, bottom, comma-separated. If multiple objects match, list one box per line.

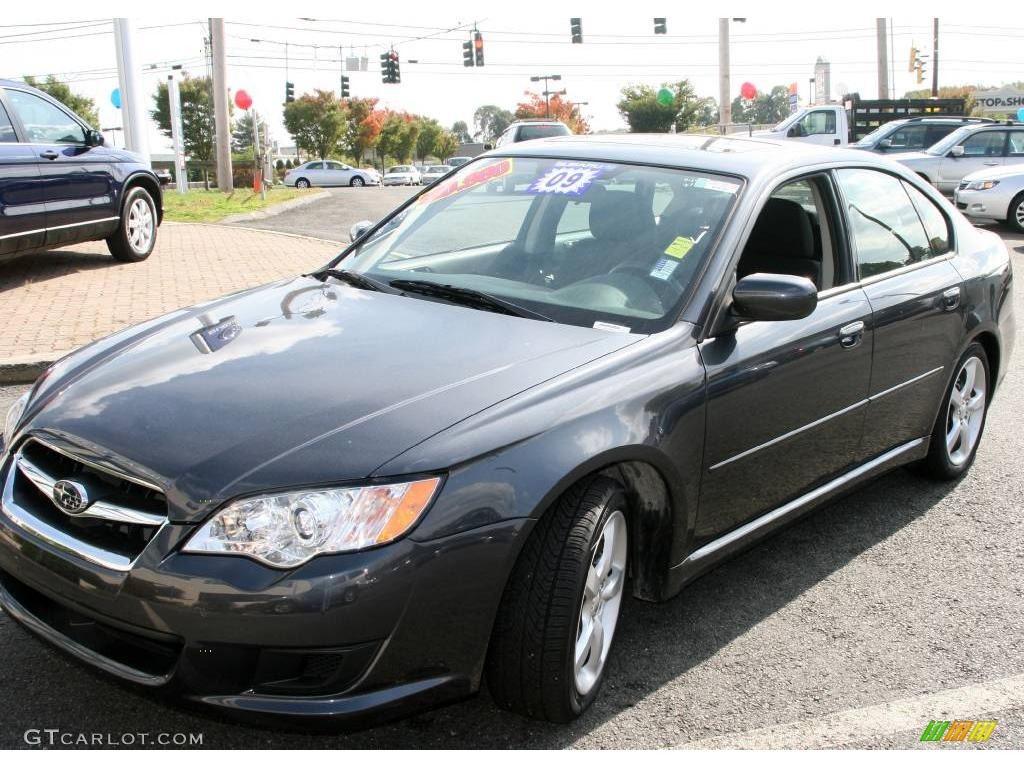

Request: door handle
left=839, top=320, right=865, bottom=349
left=941, top=286, right=961, bottom=311
left=39, top=150, right=59, bottom=160
left=983, top=161, right=1000, bottom=166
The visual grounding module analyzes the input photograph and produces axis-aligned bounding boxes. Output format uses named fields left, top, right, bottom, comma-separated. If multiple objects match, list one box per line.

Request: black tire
left=1007, top=191, right=1024, bottom=234
left=918, top=343, right=990, bottom=480
left=295, top=178, right=311, bottom=189
left=106, top=186, right=157, bottom=263
left=486, top=476, right=628, bottom=722
left=350, top=176, right=365, bottom=187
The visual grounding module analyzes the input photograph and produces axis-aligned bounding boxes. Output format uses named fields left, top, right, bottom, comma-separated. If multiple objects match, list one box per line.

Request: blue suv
left=0, top=79, right=162, bottom=264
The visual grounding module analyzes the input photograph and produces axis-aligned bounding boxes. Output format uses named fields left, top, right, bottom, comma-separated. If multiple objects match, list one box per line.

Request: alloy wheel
left=946, top=356, right=987, bottom=466
left=574, top=509, right=627, bottom=696
left=127, top=198, right=154, bottom=254
left=351, top=176, right=365, bottom=187
left=1015, top=199, right=1024, bottom=229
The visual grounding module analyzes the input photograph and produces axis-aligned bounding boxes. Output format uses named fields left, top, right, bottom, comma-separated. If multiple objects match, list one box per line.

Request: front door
left=0, top=96, right=44, bottom=256
left=936, top=130, right=1008, bottom=194
left=696, top=174, right=872, bottom=545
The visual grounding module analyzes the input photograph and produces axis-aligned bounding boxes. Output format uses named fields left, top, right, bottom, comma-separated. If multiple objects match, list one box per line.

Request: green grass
left=161, top=187, right=316, bottom=223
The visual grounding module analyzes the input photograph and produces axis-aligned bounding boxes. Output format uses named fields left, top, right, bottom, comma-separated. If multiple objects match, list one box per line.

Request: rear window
left=517, top=124, right=572, bottom=141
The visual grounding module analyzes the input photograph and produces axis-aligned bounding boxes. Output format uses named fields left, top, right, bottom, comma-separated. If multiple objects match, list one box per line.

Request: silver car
left=382, top=165, right=421, bottom=186
left=898, top=123, right=1024, bottom=195
left=284, top=160, right=381, bottom=188
left=954, top=163, right=1024, bottom=233
left=420, top=165, right=451, bottom=184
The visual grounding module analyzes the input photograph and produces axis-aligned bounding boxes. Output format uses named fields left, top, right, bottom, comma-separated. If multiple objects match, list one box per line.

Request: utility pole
left=718, top=18, right=731, bottom=129
left=113, top=19, right=150, bottom=166
left=168, top=70, right=188, bottom=194
left=932, top=18, right=939, bottom=97
left=876, top=19, right=889, bottom=99
left=210, top=18, right=233, bottom=193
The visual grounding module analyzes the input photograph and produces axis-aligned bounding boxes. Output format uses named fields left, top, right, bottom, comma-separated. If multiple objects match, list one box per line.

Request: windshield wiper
left=388, top=279, right=553, bottom=322
left=312, top=268, right=396, bottom=292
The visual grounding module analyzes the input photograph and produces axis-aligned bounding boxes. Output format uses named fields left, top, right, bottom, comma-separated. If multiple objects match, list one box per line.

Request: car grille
left=1, top=438, right=166, bottom=571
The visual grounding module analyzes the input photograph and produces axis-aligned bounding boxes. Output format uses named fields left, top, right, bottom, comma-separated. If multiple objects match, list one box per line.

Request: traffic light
left=285, top=81, right=294, bottom=103
left=908, top=46, right=918, bottom=73
left=473, top=31, right=484, bottom=66
left=654, top=18, right=667, bottom=35
left=380, top=52, right=389, bottom=83
left=463, top=39, right=474, bottom=67
left=916, top=61, right=925, bottom=84
left=570, top=17, right=582, bottom=44
left=340, top=75, right=350, bottom=99
left=391, top=51, right=401, bottom=84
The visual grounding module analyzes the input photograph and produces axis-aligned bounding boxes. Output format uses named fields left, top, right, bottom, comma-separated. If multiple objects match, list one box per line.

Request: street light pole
left=530, top=74, right=562, bottom=118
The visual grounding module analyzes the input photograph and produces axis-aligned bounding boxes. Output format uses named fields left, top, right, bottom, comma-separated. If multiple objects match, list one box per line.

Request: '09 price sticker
left=529, top=162, right=609, bottom=196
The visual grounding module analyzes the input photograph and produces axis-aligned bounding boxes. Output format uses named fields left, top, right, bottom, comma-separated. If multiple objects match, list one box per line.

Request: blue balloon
left=1018, top=107, right=1024, bottom=122
left=111, top=88, right=121, bottom=109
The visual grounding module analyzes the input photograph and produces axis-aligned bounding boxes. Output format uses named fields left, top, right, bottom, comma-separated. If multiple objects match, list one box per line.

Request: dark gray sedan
left=0, top=135, right=1014, bottom=727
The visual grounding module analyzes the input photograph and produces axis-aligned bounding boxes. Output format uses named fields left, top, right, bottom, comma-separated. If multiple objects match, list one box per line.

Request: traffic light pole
left=932, top=18, right=939, bottom=97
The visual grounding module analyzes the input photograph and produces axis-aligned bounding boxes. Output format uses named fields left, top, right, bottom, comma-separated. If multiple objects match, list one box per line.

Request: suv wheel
left=1008, top=191, right=1024, bottom=234
left=107, top=186, right=157, bottom=263
left=487, top=476, right=628, bottom=722
left=350, top=176, right=365, bottom=187
left=295, top=178, right=311, bottom=189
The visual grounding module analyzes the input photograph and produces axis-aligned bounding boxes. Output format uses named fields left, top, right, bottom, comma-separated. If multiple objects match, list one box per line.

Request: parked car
left=420, top=164, right=452, bottom=184
left=0, top=135, right=1012, bottom=728
left=954, top=162, right=1024, bottom=233
left=851, top=116, right=995, bottom=154
left=283, top=160, right=380, bottom=188
left=0, top=79, right=162, bottom=263
left=444, top=155, right=474, bottom=168
left=898, top=121, right=1024, bottom=194
left=495, top=119, right=572, bottom=147
left=382, top=165, right=421, bottom=186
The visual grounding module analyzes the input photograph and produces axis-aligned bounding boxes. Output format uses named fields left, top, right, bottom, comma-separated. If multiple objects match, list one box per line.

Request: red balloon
left=234, top=89, right=253, bottom=110
left=740, top=82, right=757, bottom=100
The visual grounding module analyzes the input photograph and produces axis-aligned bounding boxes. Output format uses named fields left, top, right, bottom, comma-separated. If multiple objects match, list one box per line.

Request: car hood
left=23, top=277, right=640, bottom=522
left=895, top=151, right=936, bottom=166
left=961, top=163, right=1024, bottom=182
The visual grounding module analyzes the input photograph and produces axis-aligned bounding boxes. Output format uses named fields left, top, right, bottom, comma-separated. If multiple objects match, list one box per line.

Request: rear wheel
left=295, top=178, right=311, bottom=189
left=487, top=476, right=628, bottom=722
left=1008, top=191, right=1024, bottom=234
left=350, top=176, right=365, bottom=187
left=919, top=343, right=990, bottom=479
left=107, top=186, right=157, bottom=263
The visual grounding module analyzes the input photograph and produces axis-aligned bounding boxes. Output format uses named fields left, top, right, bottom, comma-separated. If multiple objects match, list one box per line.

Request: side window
left=837, top=168, right=932, bottom=278
left=799, top=110, right=837, bottom=136
left=6, top=89, right=85, bottom=144
left=556, top=199, right=592, bottom=238
left=306, top=162, right=323, bottom=170
left=1009, top=131, right=1024, bottom=157
left=0, top=101, right=16, bottom=143
left=326, top=162, right=344, bottom=170
left=902, top=182, right=951, bottom=256
left=960, top=131, right=1006, bottom=157
left=888, top=125, right=928, bottom=149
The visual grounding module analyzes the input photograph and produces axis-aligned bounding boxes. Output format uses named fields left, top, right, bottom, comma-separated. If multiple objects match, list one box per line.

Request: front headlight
left=183, top=477, right=441, bottom=568
left=2, top=392, right=30, bottom=454
left=965, top=180, right=999, bottom=191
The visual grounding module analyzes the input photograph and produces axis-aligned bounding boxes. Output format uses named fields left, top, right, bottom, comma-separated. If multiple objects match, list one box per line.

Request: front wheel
left=1008, top=191, right=1024, bottom=234
left=486, top=476, right=628, bottom=722
left=107, top=186, right=157, bottom=263
left=295, top=178, right=311, bottom=189
left=919, top=343, right=990, bottom=480
left=350, top=176, right=365, bottom=187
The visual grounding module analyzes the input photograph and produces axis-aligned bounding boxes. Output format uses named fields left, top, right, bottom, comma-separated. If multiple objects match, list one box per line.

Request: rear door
left=936, top=130, right=1008, bottom=193
left=4, top=86, right=119, bottom=246
left=834, top=168, right=963, bottom=460
left=303, top=161, right=325, bottom=185
left=0, top=93, right=45, bottom=256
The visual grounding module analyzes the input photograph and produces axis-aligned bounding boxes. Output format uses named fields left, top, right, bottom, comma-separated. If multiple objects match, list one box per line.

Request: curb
left=217, top=190, right=331, bottom=223
left=0, top=354, right=58, bottom=386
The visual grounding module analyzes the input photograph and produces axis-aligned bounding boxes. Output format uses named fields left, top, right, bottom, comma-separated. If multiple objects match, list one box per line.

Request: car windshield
left=517, top=124, right=571, bottom=141
left=853, top=123, right=900, bottom=147
left=428, top=166, right=449, bottom=173
left=388, top=166, right=412, bottom=173
left=333, top=156, right=741, bottom=333
left=927, top=126, right=974, bottom=155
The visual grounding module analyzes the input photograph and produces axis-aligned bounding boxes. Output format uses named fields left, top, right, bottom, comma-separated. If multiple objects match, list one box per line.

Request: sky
left=4, top=0, right=1022, bottom=157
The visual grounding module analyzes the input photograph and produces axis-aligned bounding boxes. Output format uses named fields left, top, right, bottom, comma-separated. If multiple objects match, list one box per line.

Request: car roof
left=487, top=133, right=892, bottom=180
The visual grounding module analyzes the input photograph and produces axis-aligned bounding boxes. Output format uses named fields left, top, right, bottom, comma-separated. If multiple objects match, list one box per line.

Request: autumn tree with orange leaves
left=514, top=92, right=589, bottom=134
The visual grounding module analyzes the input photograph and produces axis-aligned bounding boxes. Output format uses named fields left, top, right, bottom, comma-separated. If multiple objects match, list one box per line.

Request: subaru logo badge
left=52, top=480, right=88, bottom=514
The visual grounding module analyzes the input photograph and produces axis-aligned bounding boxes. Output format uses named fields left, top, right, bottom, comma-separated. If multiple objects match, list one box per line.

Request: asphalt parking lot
left=0, top=223, right=1022, bottom=749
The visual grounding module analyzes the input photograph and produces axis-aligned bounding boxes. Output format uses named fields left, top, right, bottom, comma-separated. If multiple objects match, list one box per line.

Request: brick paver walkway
left=0, top=223, right=341, bottom=360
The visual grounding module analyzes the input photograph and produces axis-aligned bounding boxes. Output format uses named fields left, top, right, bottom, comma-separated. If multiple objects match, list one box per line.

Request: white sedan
left=420, top=165, right=452, bottom=184
left=284, top=160, right=381, bottom=188
left=954, top=163, right=1024, bottom=233
left=383, top=165, right=422, bottom=186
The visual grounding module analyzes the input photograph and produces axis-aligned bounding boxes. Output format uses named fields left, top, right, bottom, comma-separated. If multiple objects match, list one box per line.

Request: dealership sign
left=971, top=88, right=1024, bottom=113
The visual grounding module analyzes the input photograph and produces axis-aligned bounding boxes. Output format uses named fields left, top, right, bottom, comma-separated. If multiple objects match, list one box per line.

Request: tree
left=416, top=118, right=443, bottom=161
left=473, top=105, right=514, bottom=143
left=152, top=76, right=223, bottom=187
left=23, top=75, right=100, bottom=128
left=902, top=85, right=985, bottom=115
left=451, top=120, right=472, bottom=144
left=733, top=86, right=789, bottom=126
left=341, top=97, right=382, bottom=164
left=282, top=89, right=348, bottom=160
left=616, top=80, right=707, bottom=133
left=694, top=97, right=719, bottom=127
left=377, top=113, right=412, bottom=163
left=515, top=92, right=589, bottom=133
left=232, top=111, right=271, bottom=153
left=433, top=130, right=458, bottom=161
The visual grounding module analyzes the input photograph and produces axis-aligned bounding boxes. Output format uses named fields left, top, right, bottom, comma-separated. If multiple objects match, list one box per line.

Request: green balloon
left=656, top=88, right=674, bottom=106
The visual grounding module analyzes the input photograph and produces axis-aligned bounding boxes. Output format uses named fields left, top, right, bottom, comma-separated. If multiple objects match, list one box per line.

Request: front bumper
left=0, top=452, right=530, bottom=725
left=954, top=188, right=1011, bottom=222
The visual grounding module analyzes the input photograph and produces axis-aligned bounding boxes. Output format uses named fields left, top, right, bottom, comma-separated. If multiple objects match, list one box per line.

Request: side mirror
left=878, top=138, right=892, bottom=150
left=949, top=145, right=965, bottom=158
left=483, top=143, right=493, bottom=151
left=349, top=220, right=373, bottom=243
left=85, top=129, right=105, bottom=147
left=731, top=273, right=818, bottom=322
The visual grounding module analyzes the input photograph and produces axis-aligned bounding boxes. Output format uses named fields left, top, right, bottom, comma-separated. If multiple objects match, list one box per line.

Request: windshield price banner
left=419, top=158, right=514, bottom=204
left=529, top=161, right=611, bottom=196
